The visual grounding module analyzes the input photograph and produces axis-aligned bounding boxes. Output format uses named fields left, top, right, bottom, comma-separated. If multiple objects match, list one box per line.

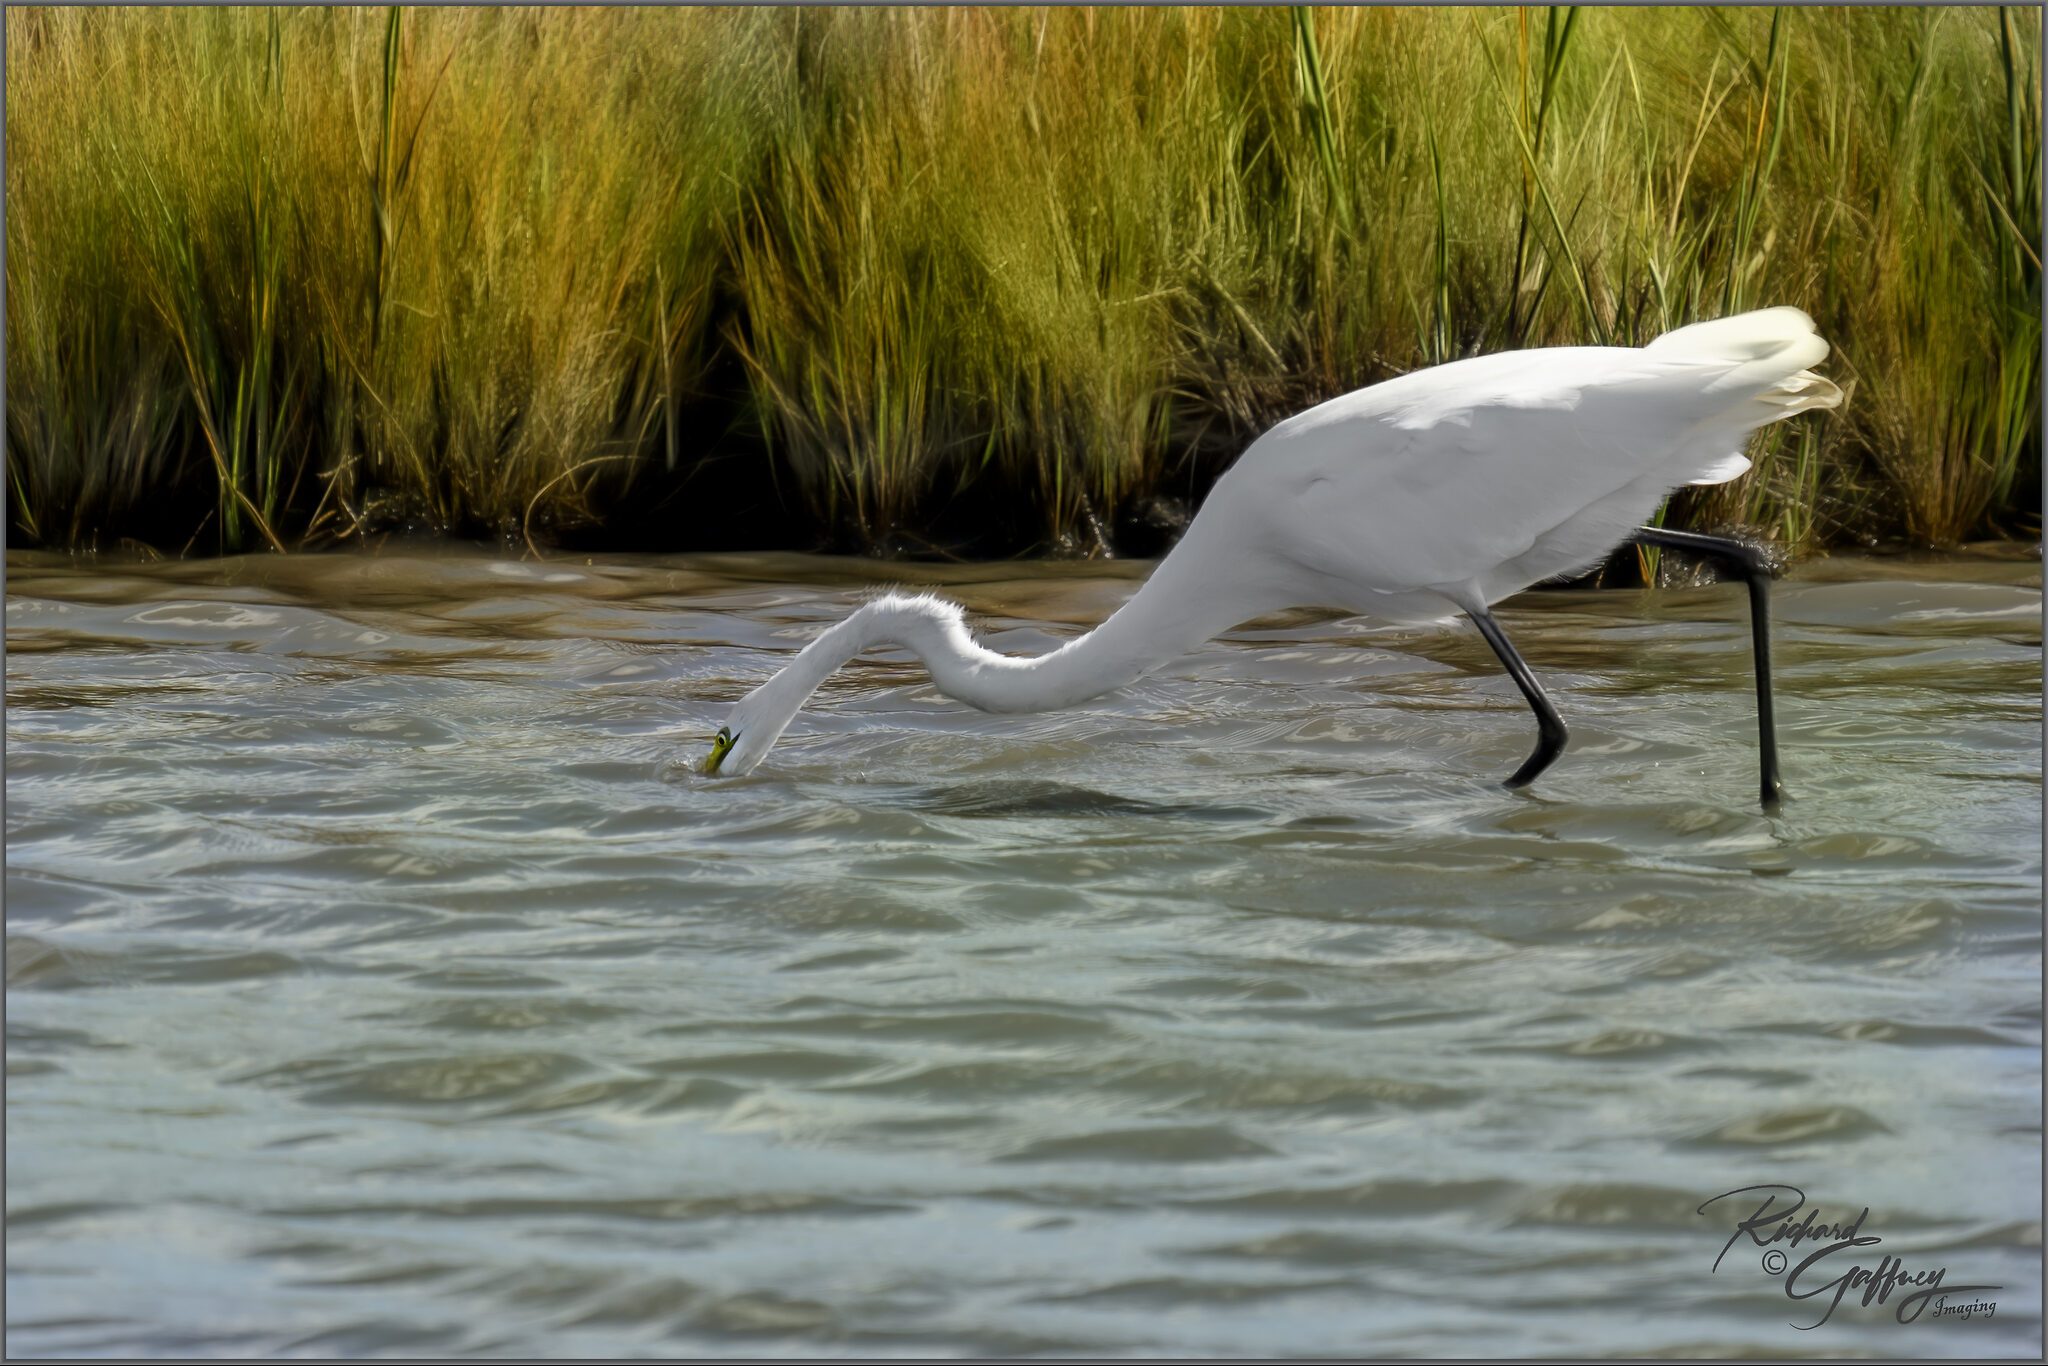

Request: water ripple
left=5, top=547, right=2039, bottom=1356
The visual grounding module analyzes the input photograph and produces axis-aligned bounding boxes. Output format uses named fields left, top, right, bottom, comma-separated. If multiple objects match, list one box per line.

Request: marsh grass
left=6, top=5, right=2039, bottom=556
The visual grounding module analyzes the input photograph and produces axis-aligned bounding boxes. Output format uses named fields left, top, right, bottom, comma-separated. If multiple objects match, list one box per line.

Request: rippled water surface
left=6, top=546, right=2041, bottom=1357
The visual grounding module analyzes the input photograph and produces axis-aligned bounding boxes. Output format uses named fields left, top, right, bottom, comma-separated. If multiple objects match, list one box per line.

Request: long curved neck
left=766, top=545, right=1268, bottom=721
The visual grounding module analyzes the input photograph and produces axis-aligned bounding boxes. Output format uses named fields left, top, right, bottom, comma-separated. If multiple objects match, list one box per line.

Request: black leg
left=1627, top=527, right=1783, bottom=810
left=1467, top=603, right=1569, bottom=790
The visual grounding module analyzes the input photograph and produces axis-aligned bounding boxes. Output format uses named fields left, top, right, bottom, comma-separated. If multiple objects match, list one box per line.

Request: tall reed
left=6, top=6, right=2039, bottom=557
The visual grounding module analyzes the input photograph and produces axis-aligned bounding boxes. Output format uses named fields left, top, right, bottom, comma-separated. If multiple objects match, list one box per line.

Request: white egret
left=703, top=307, right=1841, bottom=808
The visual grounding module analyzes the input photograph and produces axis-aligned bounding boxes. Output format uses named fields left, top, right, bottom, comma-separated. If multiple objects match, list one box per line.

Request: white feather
left=1214, top=307, right=1843, bottom=611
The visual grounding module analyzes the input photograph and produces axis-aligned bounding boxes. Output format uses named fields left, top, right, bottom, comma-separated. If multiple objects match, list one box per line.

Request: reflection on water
left=6, top=545, right=2041, bottom=1357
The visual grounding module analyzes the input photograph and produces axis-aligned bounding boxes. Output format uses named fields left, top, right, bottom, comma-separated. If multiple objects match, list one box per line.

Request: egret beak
left=703, top=726, right=736, bottom=776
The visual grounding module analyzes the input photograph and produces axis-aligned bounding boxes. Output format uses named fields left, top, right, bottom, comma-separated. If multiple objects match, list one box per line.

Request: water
left=6, top=545, right=2040, bottom=1358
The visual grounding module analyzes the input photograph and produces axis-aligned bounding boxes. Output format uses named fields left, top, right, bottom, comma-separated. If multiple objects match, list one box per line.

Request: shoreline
left=9, top=535, right=2039, bottom=578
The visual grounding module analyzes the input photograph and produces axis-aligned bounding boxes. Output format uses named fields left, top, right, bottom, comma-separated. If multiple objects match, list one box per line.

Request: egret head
left=700, top=679, right=800, bottom=777
left=701, top=724, right=739, bottom=776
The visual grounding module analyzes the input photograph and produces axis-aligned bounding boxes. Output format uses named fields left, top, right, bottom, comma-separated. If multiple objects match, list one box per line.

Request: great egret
left=703, top=307, right=1841, bottom=808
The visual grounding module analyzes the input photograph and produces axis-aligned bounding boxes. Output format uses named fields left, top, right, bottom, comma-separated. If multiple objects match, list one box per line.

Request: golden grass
left=5, top=6, right=2039, bottom=555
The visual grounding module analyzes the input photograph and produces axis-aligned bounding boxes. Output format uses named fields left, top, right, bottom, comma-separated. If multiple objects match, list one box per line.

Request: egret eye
left=703, top=726, right=737, bottom=776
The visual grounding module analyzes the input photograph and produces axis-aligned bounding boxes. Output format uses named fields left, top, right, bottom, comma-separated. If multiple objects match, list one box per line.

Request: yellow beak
left=703, top=727, right=735, bottom=776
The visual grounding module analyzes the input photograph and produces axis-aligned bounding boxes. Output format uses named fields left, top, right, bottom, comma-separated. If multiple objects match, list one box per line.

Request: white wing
left=1210, top=309, right=1840, bottom=603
